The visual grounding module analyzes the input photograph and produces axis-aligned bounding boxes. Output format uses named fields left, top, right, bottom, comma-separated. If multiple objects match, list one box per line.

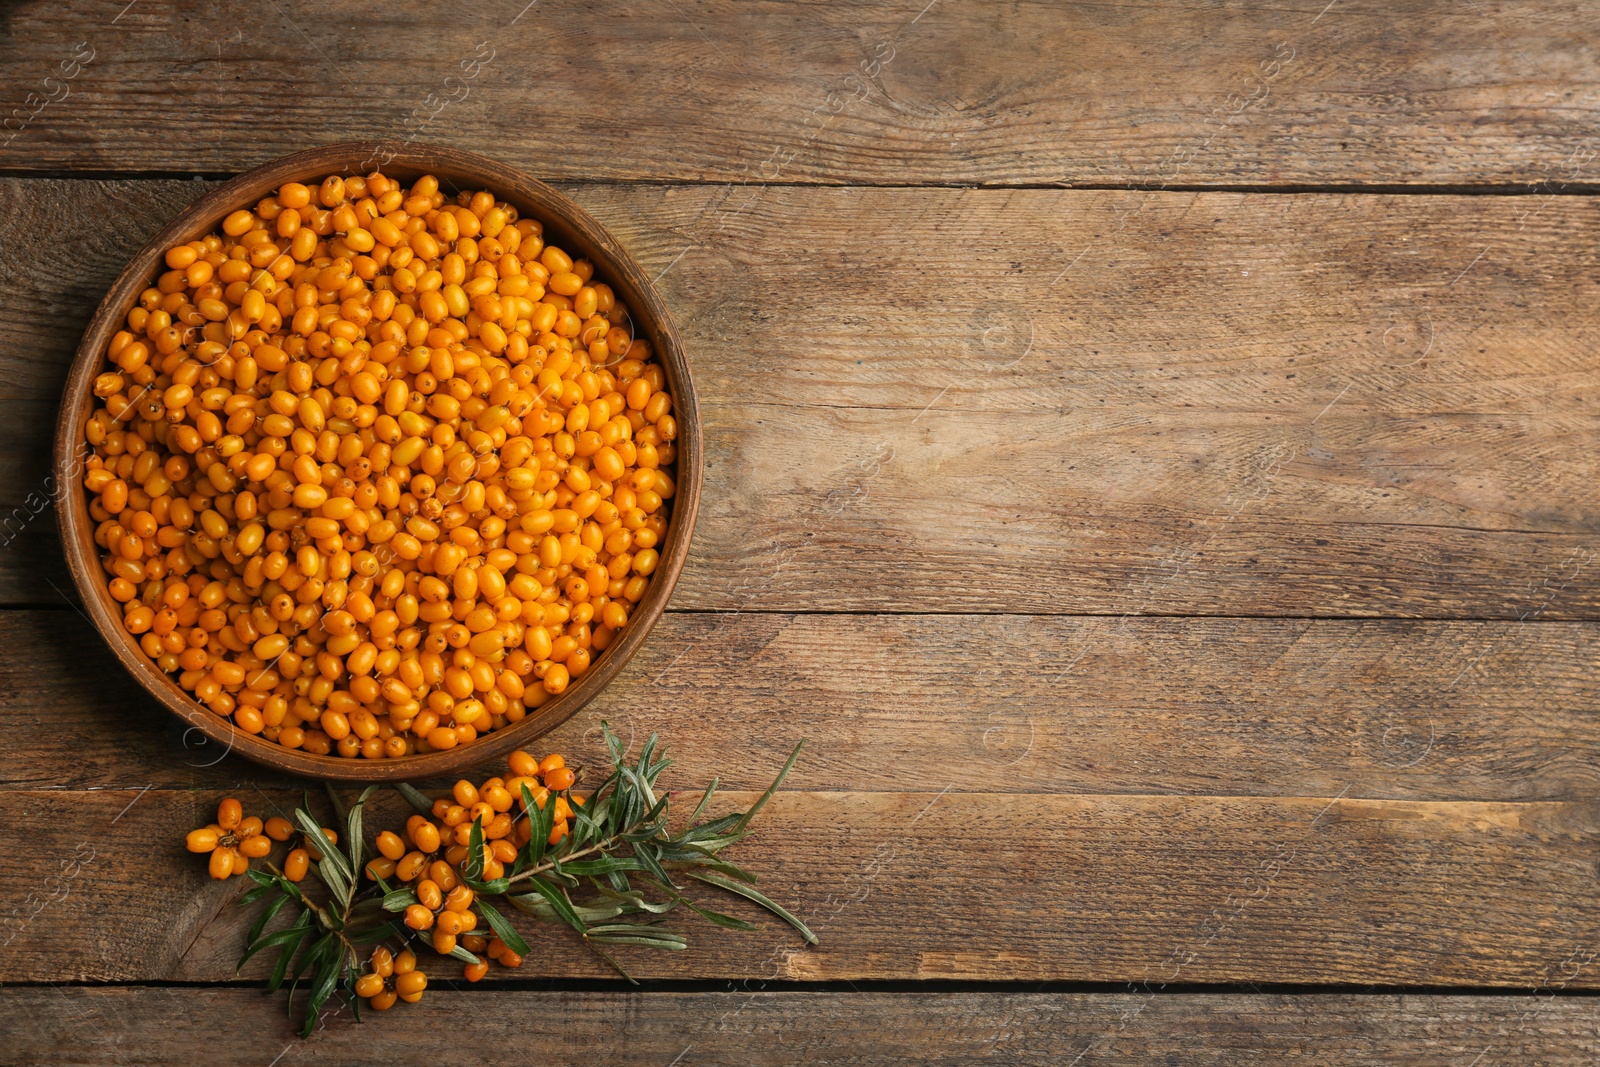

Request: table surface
left=3, top=1, right=1600, bottom=1063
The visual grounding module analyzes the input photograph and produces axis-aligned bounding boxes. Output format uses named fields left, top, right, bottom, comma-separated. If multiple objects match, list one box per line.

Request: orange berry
left=263, top=816, right=294, bottom=842
left=216, top=798, right=243, bottom=830
left=545, top=767, right=576, bottom=792
left=376, top=831, right=406, bottom=861
left=284, top=847, right=310, bottom=881
left=464, top=960, right=489, bottom=982
left=208, top=846, right=234, bottom=879
left=186, top=828, right=220, bottom=853
left=404, top=904, right=435, bottom=931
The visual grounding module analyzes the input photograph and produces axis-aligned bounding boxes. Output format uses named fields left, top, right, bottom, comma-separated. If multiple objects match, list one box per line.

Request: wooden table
left=3, top=1, right=1599, bottom=1062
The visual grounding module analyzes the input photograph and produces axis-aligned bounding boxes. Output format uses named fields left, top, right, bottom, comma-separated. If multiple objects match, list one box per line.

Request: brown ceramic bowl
left=54, top=143, right=699, bottom=781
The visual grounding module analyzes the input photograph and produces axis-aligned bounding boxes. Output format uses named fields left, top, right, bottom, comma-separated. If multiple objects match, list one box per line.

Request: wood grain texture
left=8, top=609, right=1600, bottom=804
left=6, top=788, right=1600, bottom=986
left=6, top=987, right=1600, bottom=1066
left=2, top=1, right=1598, bottom=187
left=3, top=180, right=1599, bottom=617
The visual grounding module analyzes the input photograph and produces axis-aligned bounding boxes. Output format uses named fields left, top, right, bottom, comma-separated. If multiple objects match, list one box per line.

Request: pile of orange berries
left=354, top=946, right=426, bottom=1011
left=184, top=748, right=579, bottom=1002
left=186, top=798, right=286, bottom=879
left=84, top=168, right=678, bottom=760
left=184, top=797, right=336, bottom=881
left=369, top=748, right=578, bottom=983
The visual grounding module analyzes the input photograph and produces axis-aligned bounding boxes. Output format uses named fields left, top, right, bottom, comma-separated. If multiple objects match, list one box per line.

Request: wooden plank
left=5, top=788, right=1599, bottom=986
left=3, top=180, right=1598, bottom=615
left=7, top=609, right=1600, bottom=804
left=7, top=987, right=1600, bottom=1066
left=2, top=1, right=1597, bottom=186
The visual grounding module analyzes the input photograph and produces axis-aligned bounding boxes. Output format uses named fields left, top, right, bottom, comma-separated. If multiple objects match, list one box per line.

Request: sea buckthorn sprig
left=210, top=725, right=811, bottom=1035
left=83, top=170, right=678, bottom=760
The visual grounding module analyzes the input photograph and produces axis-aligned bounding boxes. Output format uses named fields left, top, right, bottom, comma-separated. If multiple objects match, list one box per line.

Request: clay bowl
left=54, top=143, right=700, bottom=781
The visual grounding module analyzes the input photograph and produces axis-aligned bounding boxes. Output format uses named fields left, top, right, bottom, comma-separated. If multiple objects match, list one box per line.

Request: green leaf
left=239, top=923, right=315, bottom=971
left=685, top=870, right=817, bottom=944
left=294, top=807, right=353, bottom=886
left=394, top=782, right=436, bottom=818
left=346, top=924, right=400, bottom=945
left=448, top=943, right=483, bottom=965
left=688, top=776, right=719, bottom=825
left=300, top=936, right=343, bottom=1037
left=733, top=739, right=803, bottom=833
left=246, top=868, right=275, bottom=889
left=521, top=783, right=550, bottom=868
left=561, top=857, right=647, bottom=876
left=475, top=899, right=530, bottom=957
left=318, top=853, right=351, bottom=912
left=382, top=887, right=419, bottom=913
left=513, top=877, right=587, bottom=934
left=465, top=816, right=486, bottom=880
left=266, top=911, right=313, bottom=993
left=630, top=839, right=676, bottom=890
left=464, top=874, right=511, bottom=895
left=247, top=890, right=292, bottom=944
left=679, top=898, right=758, bottom=931
left=239, top=882, right=279, bottom=907
left=344, top=784, right=381, bottom=877
left=322, top=782, right=348, bottom=827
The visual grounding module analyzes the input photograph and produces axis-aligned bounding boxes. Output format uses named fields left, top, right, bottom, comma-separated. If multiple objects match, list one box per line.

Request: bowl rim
left=53, top=142, right=701, bottom=781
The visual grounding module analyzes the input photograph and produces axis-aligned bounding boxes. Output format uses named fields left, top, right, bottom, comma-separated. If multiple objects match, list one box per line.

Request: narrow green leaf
left=247, top=890, right=292, bottom=944
left=266, top=912, right=312, bottom=992
left=238, top=923, right=315, bottom=970
left=687, top=777, right=720, bottom=824
left=322, top=782, right=348, bottom=827
left=448, top=944, right=483, bottom=965
left=347, top=924, right=400, bottom=945
left=475, top=899, right=530, bottom=957
left=382, top=888, right=419, bottom=913
left=466, top=816, right=486, bottom=880
left=518, top=783, right=546, bottom=868
left=561, top=857, right=647, bottom=876
left=344, top=783, right=381, bottom=877
left=733, top=739, right=804, bottom=834
left=246, top=868, right=275, bottom=889
left=294, top=807, right=353, bottom=885
left=394, top=782, right=436, bottom=818
left=239, top=882, right=279, bottom=906
left=686, top=870, right=817, bottom=944
left=517, top=876, right=587, bottom=934
left=585, top=931, right=688, bottom=949
left=301, top=940, right=342, bottom=1037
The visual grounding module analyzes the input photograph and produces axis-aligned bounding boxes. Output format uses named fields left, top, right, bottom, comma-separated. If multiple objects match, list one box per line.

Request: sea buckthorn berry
left=83, top=171, right=675, bottom=759
left=216, top=798, right=243, bottom=830
left=545, top=766, right=577, bottom=792
left=186, top=828, right=220, bottom=853
left=395, top=969, right=427, bottom=1001
left=208, top=846, right=235, bottom=879
left=404, top=903, right=435, bottom=931
left=376, top=830, right=406, bottom=861
left=264, top=817, right=294, bottom=842
left=284, top=848, right=310, bottom=882
left=411, top=821, right=441, bottom=853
